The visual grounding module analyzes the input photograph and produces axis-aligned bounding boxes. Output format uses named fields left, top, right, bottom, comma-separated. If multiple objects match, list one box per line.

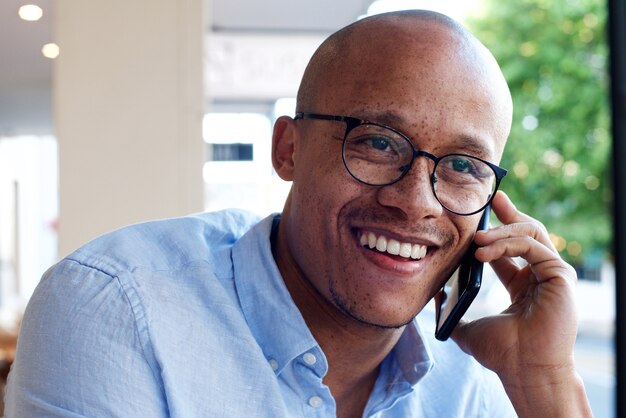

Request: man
left=6, top=10, right=592, bottom=417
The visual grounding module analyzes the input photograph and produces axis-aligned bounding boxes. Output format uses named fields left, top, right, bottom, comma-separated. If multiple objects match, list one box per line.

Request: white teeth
left=360, top=234, right=368, bottom=246
left=359, top=231, right=428, bottom=260
left=387, top=239, right=400, bottom=255
left=400, top=243, right=412, bottom=258
left=410, top=245, right=421, bottom=259
left=368, top=232, right=376, bottom=248
left=375, top=236, right=387, bottom=252
left=411, top=244, right=426, bottom=260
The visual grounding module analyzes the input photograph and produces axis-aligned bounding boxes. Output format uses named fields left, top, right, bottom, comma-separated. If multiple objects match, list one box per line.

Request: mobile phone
left=435, top=206, right=490, bottom=341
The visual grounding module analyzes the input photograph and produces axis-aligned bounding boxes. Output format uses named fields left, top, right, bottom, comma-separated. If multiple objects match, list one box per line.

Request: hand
left=451, top=191, right=592, bottom=418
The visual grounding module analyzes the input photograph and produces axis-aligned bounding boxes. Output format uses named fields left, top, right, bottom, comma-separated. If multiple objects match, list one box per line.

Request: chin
left=330, top=287, right=421, bottom=329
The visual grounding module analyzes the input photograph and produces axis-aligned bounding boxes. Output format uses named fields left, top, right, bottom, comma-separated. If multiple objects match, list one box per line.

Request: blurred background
left=0, top=0, right=616, bottom=416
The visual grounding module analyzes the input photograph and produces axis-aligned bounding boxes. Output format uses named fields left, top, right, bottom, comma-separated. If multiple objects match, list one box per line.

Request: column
left=54, top=0, right=205, bottom=257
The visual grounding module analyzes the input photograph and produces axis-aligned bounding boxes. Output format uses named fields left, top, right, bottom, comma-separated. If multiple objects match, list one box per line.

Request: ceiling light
left=18, top=4, right=43, bottom=22
left=41, top=43, right=60, bottom=59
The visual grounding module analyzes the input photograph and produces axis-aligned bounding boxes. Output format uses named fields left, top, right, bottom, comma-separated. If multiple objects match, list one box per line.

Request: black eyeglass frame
left=294, top=112, right=508, bottom=216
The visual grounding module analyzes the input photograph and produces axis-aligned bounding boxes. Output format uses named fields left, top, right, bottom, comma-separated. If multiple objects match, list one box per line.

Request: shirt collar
left=393, top=319, right=435, bottom=385
left=232, top=214, right=320, bottom=375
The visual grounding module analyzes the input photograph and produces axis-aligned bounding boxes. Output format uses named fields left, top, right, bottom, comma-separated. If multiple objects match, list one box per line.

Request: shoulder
left=7, top=209, right=267, bottom=415
left=27, top=208, right=265, bottom=345
left=66, top=208, right=263, bottom=276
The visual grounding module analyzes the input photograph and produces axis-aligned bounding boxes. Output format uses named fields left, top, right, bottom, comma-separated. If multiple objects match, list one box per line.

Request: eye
left=351, top=134, right=399, bottom=154
left=438, top=155, right=493, bottom=181
left=450, top=157, right=472, bottom=173
left=367, top=136, right=391, bottom=151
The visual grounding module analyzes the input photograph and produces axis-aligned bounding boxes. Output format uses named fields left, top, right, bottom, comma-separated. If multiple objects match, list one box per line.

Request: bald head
left=296, top=10, right=512, bottom=151
left=298, top=11, right=466, bottom=109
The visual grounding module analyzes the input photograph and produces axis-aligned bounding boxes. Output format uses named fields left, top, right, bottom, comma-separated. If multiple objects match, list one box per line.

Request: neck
left=271, top=213, right=405, bottom=417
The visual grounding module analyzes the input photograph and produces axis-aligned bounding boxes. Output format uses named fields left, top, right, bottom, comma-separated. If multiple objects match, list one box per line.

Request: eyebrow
left=451, top=134, right=494, bottom=159
left=357, top=110, right=407, bottom=128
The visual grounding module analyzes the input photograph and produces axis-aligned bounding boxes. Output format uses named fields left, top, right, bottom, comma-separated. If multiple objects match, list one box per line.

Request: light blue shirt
left=6, top=210, right=516, bottom=417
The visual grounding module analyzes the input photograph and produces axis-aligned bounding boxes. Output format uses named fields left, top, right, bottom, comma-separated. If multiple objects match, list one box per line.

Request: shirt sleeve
left=5, top=259, right=168, bottom=418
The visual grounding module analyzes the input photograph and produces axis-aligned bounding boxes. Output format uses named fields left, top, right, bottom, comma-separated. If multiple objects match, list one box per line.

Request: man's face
left=282, top=25, right=511, bottom=329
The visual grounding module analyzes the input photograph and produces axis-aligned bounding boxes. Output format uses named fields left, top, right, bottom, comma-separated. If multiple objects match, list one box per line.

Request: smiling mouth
left=358, top=231, right=428, bottom=260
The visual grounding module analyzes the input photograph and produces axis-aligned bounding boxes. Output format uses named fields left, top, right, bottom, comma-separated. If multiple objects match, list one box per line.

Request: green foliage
left=467, top=0, right=611, bottom=265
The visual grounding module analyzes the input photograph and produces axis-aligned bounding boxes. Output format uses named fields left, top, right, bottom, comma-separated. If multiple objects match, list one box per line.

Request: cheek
left=289, top=144, right=354, bottom=246
left=292, top=141, right=355, bottom=213
left=450, top=218, right=482, bottom=265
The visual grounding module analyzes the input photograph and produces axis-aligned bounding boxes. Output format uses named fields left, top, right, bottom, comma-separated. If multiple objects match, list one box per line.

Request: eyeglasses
left=294, top=112, right=507, bottom=216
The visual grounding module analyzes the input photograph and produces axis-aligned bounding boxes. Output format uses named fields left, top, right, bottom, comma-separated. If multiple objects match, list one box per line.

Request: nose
left=375, top=156, right=444, bottom=220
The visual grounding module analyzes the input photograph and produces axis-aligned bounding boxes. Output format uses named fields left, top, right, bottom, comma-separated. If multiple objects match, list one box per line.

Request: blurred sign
left=205, top=32, right=325, bottom=100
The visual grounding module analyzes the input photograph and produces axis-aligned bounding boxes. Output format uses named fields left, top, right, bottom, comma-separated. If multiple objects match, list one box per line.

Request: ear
left=272, top=116, right=299, bottom=181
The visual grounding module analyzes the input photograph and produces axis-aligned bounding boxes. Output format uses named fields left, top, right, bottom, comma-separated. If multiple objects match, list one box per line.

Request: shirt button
left=268, top=359, right=279, bottom=371
left=303, top=352, right=317, bottom=365
left=308, top=395, right=324, bottom=408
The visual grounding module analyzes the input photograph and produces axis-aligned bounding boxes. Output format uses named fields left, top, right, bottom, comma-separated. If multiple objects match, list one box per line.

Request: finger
left=474, top=246, right=532, bottom=298
left=477, top=248, right=551, bottom=301
left=475, top=235, right=549, bottom=266
left=487, top=256, right=521, bottom=290
left=476, top=237, right=575, bottom=284
left=473, top=238, right=520, bottom=277
left=470, top=241, right=528, bottom=299
left=490, top=191, right=534, bottom=225
left=487, top=192, right=558, bottom=253
left=476, top=221, right=558, bottom=254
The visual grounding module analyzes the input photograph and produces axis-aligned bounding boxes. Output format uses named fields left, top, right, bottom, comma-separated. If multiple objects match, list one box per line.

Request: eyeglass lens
left=342, top=123, right=497, bottom=215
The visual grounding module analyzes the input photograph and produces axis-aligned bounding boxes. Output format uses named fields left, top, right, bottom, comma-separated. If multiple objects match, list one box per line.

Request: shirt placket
left=290, top=346, right=337, bottom=417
